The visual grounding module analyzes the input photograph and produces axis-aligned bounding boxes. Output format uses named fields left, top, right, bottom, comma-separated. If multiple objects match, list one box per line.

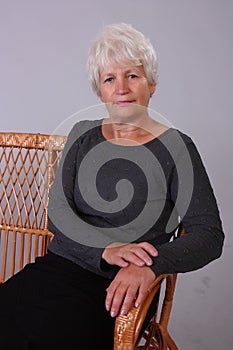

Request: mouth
left=114, top=100, right=135, bottom=106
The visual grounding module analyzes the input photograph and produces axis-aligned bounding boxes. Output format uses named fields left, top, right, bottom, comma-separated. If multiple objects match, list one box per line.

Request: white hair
left=86, top=23, right=159, bottom=94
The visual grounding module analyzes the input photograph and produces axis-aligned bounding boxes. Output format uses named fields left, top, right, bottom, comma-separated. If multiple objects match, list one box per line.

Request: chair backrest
left=0, top=132, right=66, bottom=283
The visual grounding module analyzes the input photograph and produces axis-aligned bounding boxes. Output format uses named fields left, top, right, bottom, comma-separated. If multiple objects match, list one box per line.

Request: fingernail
left=120, top=309, right=126, bottom=316
left=110, top=311, right=115, bottom=317
left=135, top=302, right=139, bottom=308
left=106, top=305, right=110, bottom=311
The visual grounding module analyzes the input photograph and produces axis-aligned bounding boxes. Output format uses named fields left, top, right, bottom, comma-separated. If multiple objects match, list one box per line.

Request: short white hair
left=86, top=23, right=158, bottom=94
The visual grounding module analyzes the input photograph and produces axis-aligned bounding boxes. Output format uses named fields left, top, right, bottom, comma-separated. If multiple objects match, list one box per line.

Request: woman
left=0, top=23, right=224, bottom=349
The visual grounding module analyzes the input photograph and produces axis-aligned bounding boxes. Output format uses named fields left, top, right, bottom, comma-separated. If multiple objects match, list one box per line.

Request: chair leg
left=136, top=325, right=167, bottom=350
left=165, top=332, right=178, bottom=350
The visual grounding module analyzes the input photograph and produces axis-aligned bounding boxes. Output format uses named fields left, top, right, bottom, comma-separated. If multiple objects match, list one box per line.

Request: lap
left=0, top=252, right=115, bottom=349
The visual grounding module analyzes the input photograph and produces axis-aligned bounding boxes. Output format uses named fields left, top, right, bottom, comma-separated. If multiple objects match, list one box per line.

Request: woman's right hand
left=102, top=241, right=158, bottom=268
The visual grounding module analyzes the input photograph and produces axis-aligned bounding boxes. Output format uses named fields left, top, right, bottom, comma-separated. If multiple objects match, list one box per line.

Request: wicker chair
left=0, top=132, right=179, bottom=350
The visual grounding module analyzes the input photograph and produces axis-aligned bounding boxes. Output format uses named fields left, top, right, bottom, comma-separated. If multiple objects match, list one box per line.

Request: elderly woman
left=0, top=23, right=224, bottom=350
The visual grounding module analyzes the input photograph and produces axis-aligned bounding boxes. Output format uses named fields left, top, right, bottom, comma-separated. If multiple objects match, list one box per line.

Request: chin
left=108, top=103, right=148, bottom=125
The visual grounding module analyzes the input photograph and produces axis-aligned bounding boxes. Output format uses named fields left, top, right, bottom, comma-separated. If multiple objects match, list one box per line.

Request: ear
left=149, top=83, right=156, bottom=97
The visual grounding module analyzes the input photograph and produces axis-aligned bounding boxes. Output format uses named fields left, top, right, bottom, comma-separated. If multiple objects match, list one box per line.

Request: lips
left=114, top=100, right=135, bottom=106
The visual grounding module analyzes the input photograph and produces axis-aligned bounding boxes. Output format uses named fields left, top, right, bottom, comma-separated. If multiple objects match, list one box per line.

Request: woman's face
left=98, top=63, right=155, bottom=108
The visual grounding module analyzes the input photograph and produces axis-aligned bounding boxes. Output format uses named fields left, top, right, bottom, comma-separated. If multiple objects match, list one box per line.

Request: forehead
left=100, top=63, right=144, bottom=76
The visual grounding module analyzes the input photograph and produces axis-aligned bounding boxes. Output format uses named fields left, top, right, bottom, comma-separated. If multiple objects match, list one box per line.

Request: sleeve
left=47, top=122, right=118, bottom=277
left=150, top=140, right=224, bottom=277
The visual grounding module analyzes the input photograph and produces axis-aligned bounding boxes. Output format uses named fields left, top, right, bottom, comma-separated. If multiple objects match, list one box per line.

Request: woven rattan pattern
left=0, top=132, right=66, bottom=282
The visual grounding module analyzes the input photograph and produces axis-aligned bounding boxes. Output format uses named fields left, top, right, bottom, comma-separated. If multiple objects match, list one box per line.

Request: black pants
left=0, top=252, right=115, bottom=349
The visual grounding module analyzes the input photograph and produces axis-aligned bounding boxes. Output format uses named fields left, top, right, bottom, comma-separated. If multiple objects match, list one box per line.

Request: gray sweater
left=48, top=119, right=224, bottom=278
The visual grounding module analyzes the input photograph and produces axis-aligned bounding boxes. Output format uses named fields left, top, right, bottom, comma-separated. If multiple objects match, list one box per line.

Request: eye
left=128, top=74, right=137, bottom=79
left=104, top=77, right=114, bottom=83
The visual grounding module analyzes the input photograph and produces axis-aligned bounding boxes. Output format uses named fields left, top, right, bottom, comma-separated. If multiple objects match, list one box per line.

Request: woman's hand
left=102, top=242, right=158, bottom=268
left=105, top=263, right=156, bottom=317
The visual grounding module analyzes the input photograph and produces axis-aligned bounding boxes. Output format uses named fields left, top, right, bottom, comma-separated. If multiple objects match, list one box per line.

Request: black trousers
left=0, top=252, right=115, bottom=350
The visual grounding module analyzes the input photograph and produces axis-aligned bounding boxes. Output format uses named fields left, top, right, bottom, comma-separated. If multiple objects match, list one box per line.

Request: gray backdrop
left=1, top=0, right=232, bottom=349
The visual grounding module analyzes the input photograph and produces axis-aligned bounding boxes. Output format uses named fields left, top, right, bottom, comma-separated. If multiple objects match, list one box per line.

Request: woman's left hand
left=102, top=241, right=158, bottom=268
left=105, top=263, right=156, bottom=318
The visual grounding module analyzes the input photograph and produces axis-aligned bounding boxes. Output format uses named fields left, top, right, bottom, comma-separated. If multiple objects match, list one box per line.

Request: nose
left=115, top=78, right=129, bottom=94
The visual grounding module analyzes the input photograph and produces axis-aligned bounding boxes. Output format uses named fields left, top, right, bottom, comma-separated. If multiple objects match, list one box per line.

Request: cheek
left=140, top=84, right=152, bottom=99
left=140, top=81, right=151, bottom=93
left=98, top=88, right=110, bottom=102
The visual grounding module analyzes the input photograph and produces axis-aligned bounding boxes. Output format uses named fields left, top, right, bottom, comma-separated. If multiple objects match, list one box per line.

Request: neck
left=102, top=115, right=169, bottom=146
left=107, top=114, right=153, bottom=137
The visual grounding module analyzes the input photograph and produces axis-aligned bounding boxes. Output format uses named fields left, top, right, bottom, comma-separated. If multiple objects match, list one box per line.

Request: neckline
left=98, top=119, right=173, bottom=148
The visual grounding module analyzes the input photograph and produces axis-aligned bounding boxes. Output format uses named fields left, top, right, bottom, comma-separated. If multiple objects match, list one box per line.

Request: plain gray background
left=1, top=1, right=232, bottom=349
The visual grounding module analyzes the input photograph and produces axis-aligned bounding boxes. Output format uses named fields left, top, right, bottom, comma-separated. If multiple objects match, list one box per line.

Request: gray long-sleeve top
left=48, top=119, right=224, bottom=278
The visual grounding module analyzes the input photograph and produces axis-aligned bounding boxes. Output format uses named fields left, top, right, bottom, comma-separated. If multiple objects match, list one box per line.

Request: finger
left=109, top=283, right=128, bottom=317
left=105, top=280, right=119, bottom=312
left=138, top=242, right=158, bottom=257
left=103, top=250, right=129, bottom=267
left=129, top=248, right=154, bottom=266
left=113, top=257, right=129, bottom=268
left=134, top=283, right=148, bottom=308
left=120, top=287, right=138, bottom=316
left=122, top=251, right=146, bottom=266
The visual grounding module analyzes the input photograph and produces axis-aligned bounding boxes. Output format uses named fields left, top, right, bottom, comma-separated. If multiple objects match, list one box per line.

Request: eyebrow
left=101, top=67, right=143, bottom=77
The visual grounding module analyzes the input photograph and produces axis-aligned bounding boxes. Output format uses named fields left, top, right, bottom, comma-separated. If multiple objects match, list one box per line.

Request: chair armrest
left=114, top=274, right=178, bottom=350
